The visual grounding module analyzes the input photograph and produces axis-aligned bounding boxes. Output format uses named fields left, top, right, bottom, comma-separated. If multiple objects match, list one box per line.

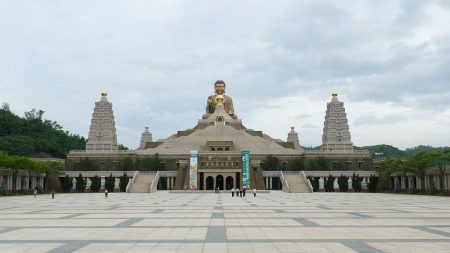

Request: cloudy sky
left=1, top=0, right=449, bottom=150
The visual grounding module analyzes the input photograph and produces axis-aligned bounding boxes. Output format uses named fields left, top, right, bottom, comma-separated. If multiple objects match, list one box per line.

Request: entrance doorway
left=206, top=176, right=214, bottom=190
left=225, top=176, right=233, bottom=190
left=216, top=175, right=224, bottom=190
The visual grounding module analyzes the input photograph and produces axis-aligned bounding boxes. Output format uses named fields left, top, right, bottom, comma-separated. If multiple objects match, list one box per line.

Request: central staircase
left=126, top=172, right=158, bottom=193
left=282, top=171, right=313, bottom=193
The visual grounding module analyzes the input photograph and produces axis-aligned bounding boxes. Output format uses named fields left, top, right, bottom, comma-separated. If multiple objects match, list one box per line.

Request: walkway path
left=0, top=192, right=449, bottom=252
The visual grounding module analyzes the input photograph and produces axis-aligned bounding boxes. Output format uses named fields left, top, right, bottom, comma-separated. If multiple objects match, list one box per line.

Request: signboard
left=189, top=151, right=198, bottom=190
left=241, top=150, right=250, bottom=189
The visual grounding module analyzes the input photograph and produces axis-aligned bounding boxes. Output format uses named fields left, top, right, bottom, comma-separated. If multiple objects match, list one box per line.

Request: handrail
left=150, top=171, right=160, bottom=193
left=280, top=171, right=290, bottom=193
left=282, top=171, right=301, bottom=175
left=301, top=171, right=313, bottom=192
left=126, top=171, right=139, bottom=193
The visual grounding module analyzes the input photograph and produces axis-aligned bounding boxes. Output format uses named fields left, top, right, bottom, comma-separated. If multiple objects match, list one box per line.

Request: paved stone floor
left=0, top=192, right=449, bottom=253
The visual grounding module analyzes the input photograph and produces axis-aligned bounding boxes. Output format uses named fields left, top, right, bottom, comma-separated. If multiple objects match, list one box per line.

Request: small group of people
left=32, top=188, right=55, bottom=199
left=231, top=186, right=256, bottom=197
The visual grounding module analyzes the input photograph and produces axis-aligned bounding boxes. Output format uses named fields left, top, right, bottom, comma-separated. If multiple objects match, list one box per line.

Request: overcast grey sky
left=1, top=0, right=449, bottom=150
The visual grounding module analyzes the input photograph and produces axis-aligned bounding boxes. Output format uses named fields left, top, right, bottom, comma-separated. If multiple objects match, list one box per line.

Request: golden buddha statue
left=204, top=80, right=237, bottom=119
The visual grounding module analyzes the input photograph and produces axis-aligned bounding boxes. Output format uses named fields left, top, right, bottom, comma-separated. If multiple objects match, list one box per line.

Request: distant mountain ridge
left=302, top=144, right=448, bottom=158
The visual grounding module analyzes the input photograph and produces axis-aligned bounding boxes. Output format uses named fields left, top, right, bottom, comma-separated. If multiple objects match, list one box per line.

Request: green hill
left=354, top=144, right=405, bottom=157
left=0, top=104, right=86, bottom=158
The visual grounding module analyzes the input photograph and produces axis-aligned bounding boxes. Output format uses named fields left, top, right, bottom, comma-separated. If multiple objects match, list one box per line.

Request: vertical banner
left=189, top=151, right=198, bottom=190
left=241, top=150, right=251, bottom=189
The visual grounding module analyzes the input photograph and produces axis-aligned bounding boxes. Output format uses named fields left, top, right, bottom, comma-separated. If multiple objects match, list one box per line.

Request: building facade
left=66, top=82, right=373, bottom=191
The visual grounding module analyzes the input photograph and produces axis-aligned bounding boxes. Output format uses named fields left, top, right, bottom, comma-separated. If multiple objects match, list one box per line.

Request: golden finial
left=332, top=91, right=338, bottom=97
left=101, top=91, right=107, bottom=97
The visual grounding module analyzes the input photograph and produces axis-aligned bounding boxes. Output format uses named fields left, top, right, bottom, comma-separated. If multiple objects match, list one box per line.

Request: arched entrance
left=216, top=175, right=224, bottom=190
left=225, top=176, right=233, bottom=190
left=206, top=176, right=214, bottom=190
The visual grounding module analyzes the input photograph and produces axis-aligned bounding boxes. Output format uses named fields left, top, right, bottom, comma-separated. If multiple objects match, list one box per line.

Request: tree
left=379, top=157, right=404, bottom=190
left=430, top=148, right=450, bottom=192
left=307, top=176, right=320, bottom=192
left=351, top=173, right=363, bottom=192
left=308, top=156, right=329, bottom=171
left=410, top=152, right=437, bottom=191
left=333, top=160, right=345, bottom=170
left=288, top=158, right=304, bottom=171
left=119, top=157, right=134, bottom=171
left=337, top=175, right=348, bottom=192
left=1, top=102, right=10, bottom=112
left=119, top=173, right=129, bottom=192
left=368, top=175, right=378, bottom=192
left=61, top=175, right=72, bottom=192
left=76, top=173, right=86, bottom=193
left=0, top=105, right=85, bottom=158
left=262, top=156, right=281, bottom=171
left=324, top=174, right=335, bottom=192
left=24, top=108, right=45, bottom=121
left=117, top=144, right=129, bottom=150
left=90, top=175, right=101, bottom=192
left=105, top=173, right=115, bottom=192
left=138, top=154, right=165, bottom=171
left=74, top=158, right=96, bottom=171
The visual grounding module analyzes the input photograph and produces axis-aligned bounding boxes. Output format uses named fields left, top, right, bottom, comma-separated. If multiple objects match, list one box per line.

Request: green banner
left=189, top=151, right=198, bottom=190
left=241, top=150, right=250, bottom=189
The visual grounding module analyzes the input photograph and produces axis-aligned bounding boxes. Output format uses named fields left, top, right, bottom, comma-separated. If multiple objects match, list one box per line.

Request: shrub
left=324, top=174, right=335, bottom=192
left=352, top=173, right=363, bottom=192
left=119, top=173, right=130, bottom=192
left=307, top=176, right=320, bottom=192
left=338, top=175, right=349, bottom=192
left=76, top=173, right=86, bottom=193
left=368, top=175, right=378, bottom=193
left=89, top=175, right=101, bottom=192
left=105, top=173, right=115, bottom=192
left=61, top=175, right=72, bottom=192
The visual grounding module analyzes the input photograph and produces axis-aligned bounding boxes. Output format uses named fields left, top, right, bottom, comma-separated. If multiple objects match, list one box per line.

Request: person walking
left=231, top=187, right=235, bottom=197
left=105, top=189, right=108, bottom=198
left=253, top=188, right=256, bottom=197
left=239, top=186, right=243, bottom=197
left=51, top=189, right=55, bottom=199
left=243, top=187, right=246, bottom=197
left=217, top=186, right=220, bottom=194
left=33, top=188, right=37, bottom=198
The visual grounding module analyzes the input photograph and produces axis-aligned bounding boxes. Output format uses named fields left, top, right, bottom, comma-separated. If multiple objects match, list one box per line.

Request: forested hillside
left=0, top=103, right=85, bottom=158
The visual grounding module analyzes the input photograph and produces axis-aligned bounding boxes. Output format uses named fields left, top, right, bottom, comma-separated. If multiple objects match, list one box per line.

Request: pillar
left=202, top=174, right=205, bottom=191
left=268, top=177, right=272, bottom=190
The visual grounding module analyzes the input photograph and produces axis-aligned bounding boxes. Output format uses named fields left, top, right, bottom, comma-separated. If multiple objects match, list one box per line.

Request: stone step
left=284, top=174, right=312, bottom=193
left=128, top=174, right=155, bottom=193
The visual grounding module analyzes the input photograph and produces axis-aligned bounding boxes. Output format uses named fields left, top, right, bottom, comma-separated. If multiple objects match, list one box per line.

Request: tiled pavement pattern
left=0, top=192, right=449, bottom=253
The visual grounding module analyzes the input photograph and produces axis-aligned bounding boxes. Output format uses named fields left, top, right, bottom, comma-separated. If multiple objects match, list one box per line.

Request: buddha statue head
left=214, top=80, right=226, bottom=95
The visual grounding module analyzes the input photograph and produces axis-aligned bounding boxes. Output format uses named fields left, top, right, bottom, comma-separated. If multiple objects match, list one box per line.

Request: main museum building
left=63, top=80, right=374, bottom=192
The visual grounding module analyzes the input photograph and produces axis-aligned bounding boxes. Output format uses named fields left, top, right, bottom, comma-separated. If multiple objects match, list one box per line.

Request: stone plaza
left=0, top=192, right=449, bottom=253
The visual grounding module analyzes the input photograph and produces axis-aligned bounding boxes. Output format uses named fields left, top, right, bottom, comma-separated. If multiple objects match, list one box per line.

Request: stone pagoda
left=321, top=92, right=353, bottom=152
left=139, top=125, right=153, bottom=149
left=287, top=127, right=301, bottom=150
left=85, top=92, right=118, bottom=151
